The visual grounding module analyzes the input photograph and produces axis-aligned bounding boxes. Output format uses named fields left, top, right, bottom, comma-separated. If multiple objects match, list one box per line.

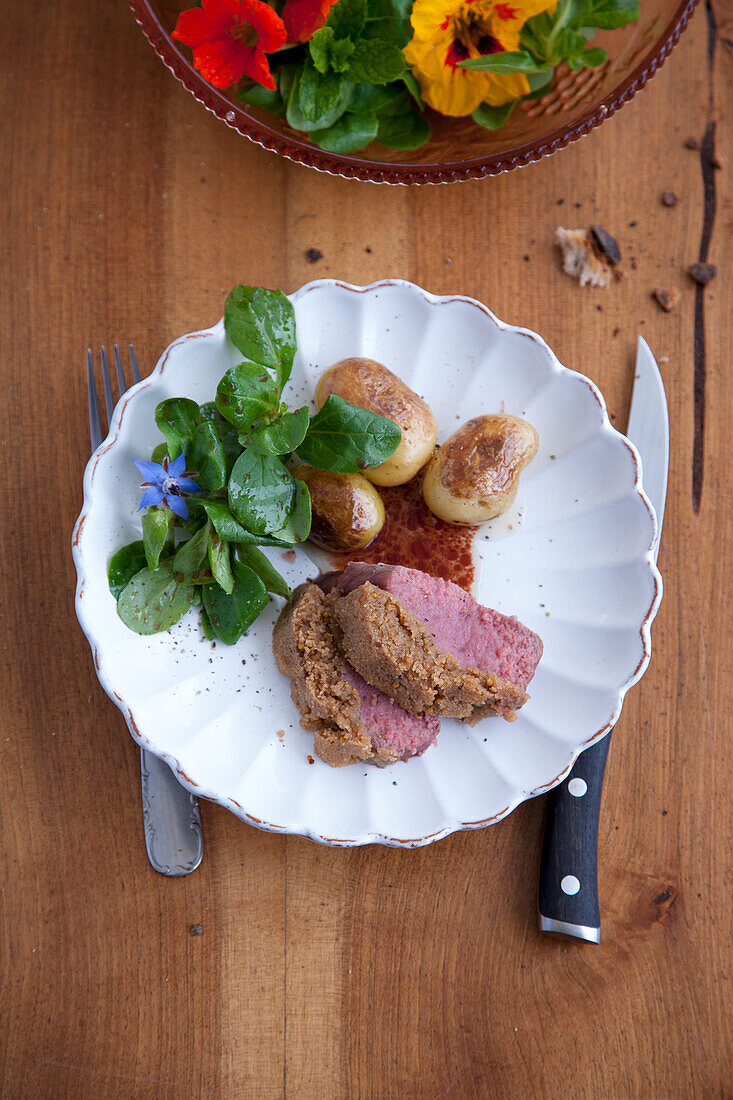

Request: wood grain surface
left=1, top=2, right=732, bottom=1097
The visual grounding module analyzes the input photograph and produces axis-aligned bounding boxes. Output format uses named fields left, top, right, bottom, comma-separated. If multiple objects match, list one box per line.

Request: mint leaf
left=310, top=27, right=355, bottom=74
left=216, top=361, right=280, bottom=434
left=223, top=285, right=297, bottom=392
left=327, top=0, right=367, bottom=39
left=296, top=395, right=401, bottom=472
left=460, top=50, right=549, bottom=74
left=347, top=39, right=406, bottom=84
left=472, top=100, right=516, bottom=130
left=376, top=109, right=431, bottom=149
left=311, top=112, right=379, bottom=153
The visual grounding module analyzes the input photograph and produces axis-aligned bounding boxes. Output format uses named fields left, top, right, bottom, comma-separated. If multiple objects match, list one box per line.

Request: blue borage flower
left=134, top=452, right=202, bottom=521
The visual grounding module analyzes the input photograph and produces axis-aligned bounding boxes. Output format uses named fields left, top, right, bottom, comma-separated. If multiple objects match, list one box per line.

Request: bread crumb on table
left=653, top=287, right=681, bottom=312
left=555, top=225, right=621, bottom=288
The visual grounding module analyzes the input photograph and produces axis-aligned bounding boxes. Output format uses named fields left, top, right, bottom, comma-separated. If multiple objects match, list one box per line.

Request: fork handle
left=538, top=734, right=611, bottom=943
left=140, top=748, right=204, bottom=875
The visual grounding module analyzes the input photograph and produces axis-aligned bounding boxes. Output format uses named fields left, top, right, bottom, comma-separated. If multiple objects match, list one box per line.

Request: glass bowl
left=129, top=0, right=699, bottom=183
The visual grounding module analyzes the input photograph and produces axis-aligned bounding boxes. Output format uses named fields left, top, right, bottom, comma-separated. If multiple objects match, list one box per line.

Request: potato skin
left=315, top=358, right=437, bottom=487
left=291, top=465, right=385, bottom=552
left=422, top=414, right=539, bottom=525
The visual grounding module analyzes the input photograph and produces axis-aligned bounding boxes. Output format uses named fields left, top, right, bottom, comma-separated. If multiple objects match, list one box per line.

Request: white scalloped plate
left=73, top=280, right=662, bottom=847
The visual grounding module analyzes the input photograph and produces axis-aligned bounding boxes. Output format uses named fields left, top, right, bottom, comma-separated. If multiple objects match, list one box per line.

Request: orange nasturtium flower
left=404, top=0, right=556, bottom=116
left=281, top=0, right=340, bottom=42
left=173, top=0, right=287, bottom=91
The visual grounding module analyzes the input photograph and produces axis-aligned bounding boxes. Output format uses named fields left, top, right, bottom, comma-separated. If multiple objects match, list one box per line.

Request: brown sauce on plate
left=328, top=475, right=475, bottom=592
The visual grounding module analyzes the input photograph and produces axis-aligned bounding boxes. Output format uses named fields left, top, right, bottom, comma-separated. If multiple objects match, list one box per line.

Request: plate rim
left=127, top=0, right=699, bottom=185
left=72, top=278, right=663, bottom=847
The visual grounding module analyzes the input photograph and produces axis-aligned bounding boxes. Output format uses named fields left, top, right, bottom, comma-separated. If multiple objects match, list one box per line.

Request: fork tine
left=87, top=349, right=103, bottom=451
left=100, top=346, right=115, bottom=422
left=129, top=344, right=141, bottom=385
left=113, top=344, right=127, bottom=397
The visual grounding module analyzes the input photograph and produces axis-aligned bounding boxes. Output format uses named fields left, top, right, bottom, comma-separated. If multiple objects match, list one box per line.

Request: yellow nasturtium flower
left=404, top=0, right=556, bottom=117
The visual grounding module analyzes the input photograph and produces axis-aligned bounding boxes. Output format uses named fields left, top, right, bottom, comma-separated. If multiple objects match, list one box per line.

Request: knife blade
left=538, top=336, right=668, bottom=942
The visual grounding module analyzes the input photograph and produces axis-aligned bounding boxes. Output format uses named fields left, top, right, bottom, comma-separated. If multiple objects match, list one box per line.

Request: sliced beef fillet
left=273, top=583, right=439, bottom=767
left=320, top=563, right=542, bottom=723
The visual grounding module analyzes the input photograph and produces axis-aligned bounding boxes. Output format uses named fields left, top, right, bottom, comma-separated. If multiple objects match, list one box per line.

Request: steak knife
left=538, top=337, right=668, bottom=942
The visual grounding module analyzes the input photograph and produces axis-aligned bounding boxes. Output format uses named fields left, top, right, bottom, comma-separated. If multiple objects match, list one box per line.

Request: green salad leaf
left=348, top=82, right=403, bottom=113
left=296, top=394, right=401, bottom=471
left=228, top=449, right=296, bottom=535
left=376, top=109, right=431, bottom=148
left=269, top=478, right=312, bottom=544
left=224, top=285, right=297, bottom=391
left=216, top=361, right=280, bottom=434
left=362, top=0, right=413, bottom=46
left=287, top=66, right=354, bottom=132
left=173, top=520, right=213, bottom=585
left=460, top=51, right=549, bottom=74
left=249, top=406, right=310, bottom=455
left=235, top=545, right=291, bottom=600
left=202, top=563, right=269, bottom=645
left=117, top=566, right=195, bottom=635
left=208, top=526, right=234, bottom=595
left=108, top=541, right=147, bottom=600
left=472, top=101, right=517, bottom=130
left=188, top=420, right=227, bottom=490
left=141, top=507, right=173, bottom=571
left=154, top=398, right=200, bottom=460
left=312, top=112, right=379, bottom=153
left=197, top=499, right=292, bottom=547
left=327, top=0, right=368, bottom=39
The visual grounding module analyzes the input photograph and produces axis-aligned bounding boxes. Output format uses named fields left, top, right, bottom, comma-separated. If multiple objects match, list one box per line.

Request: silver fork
left=87, top=344, right=204, bottom=876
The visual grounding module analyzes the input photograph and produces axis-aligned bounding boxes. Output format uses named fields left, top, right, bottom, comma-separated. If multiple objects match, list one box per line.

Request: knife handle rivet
left=567, top=778, right=588, bottom=797
left=561, top=875, right=581, bottom=896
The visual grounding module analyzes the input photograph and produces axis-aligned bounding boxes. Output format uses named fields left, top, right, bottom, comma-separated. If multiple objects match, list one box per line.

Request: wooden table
left=2, top=2, right=731, bottom=1096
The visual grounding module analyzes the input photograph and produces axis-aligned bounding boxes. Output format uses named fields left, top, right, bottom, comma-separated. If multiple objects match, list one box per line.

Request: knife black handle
left=538, top=735, right=612, bottom=943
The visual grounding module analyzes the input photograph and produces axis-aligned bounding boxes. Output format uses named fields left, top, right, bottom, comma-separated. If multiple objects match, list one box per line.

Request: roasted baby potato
left=422, top=414, right=539, bottom=525
left=291, top=465, right=385, bottom=552
left=315, top=358, right=437, bottom=487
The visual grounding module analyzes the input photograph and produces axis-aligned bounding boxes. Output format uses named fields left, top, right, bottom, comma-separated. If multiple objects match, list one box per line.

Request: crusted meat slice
left=320, top=562, right=543, bottom=722
left=327, top=583, right=527, bottom=723
left=273, top=583, right=439, bottom=767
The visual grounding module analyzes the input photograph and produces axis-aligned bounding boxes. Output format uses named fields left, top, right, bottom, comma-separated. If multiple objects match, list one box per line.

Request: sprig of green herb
left=109, top=284, right=402, bottom=646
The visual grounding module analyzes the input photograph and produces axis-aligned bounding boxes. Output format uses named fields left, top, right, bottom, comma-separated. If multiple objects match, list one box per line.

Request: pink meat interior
left=341, top=664, right=439, bottom=760
left=323, top=562, right=543, bottom=691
